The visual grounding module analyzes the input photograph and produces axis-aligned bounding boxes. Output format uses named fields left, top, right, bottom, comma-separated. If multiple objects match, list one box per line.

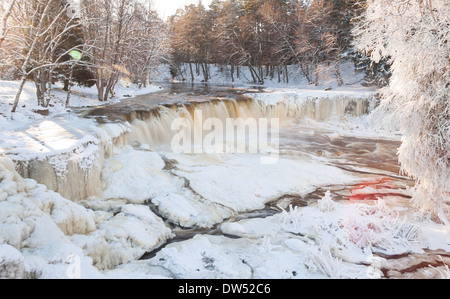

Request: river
left=78, top=82, right=445, bottom=278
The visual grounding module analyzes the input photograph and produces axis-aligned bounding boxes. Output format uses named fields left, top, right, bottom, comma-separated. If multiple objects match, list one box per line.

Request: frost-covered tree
left=3, top=0, right=82, bottom=112
left=213, top=0, right=246, bottom=81
left=170, top=3, right=213, bottom=82
left=79, top=0, right=135, bottom=102
left=0, top=0, right=16, bottom=48
left=354, top=0, right=450, bottom=221
left=80, top=0, right=169, bottom=101
left=258, top=0, right=299, bottom=83
left=126, top=5, right=171, bottom=88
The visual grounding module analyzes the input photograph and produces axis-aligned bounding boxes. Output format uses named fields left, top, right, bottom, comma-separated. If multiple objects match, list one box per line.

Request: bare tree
left=259, top=1, right=299, bottom=83
left=214, top=0, right=246, bottom=81
left=127, top=5, right=171, bottom=88
left=170, top=3, right=213, bottom=82
left=80, top=0, right=132, bottom=101
left=4, top=0, right=81, bottom=112
left=80, top=0, right=168, bottom=101
left=295, top=1, right=336, bottom=86
left=0, top=0, right=16, bottom=48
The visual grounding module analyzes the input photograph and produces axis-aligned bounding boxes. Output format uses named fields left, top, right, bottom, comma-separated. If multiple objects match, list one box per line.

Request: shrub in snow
left=318, top=190, right=336, bottom=212
left=339, top=199, right=420, bottom=253
left=279, top=193, right=421, bottom=278
left=354, top=0, right=450, bottom=221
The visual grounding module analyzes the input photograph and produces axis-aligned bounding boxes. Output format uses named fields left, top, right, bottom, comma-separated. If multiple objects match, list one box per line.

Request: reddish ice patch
left=347, top=177, right=399, bottom=201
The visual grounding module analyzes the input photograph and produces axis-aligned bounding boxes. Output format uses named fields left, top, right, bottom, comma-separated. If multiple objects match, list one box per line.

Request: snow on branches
left=354, top=0, right=450, bottom=221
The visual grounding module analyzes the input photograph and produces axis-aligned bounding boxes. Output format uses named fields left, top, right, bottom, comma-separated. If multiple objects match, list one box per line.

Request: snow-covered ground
left=0, top=80, right=160, bottom=157
left=0, top=80, right=161, bottom=120
left=1, top=65, right=449, bottom=279
left=155, top=60, right=366, bottom=90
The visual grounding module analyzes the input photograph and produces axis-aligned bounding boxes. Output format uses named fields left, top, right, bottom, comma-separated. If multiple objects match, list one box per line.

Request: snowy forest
left=0, top=0, right=391, bottom=108
left=0, top=0, right=449, bottom=280
left=169, top=0, right=394, bottom=89
left=0, top=0, right=170, bottom=110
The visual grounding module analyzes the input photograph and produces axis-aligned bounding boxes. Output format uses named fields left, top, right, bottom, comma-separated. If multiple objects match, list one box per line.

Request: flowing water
left=85, top=82, right=440, bottom=278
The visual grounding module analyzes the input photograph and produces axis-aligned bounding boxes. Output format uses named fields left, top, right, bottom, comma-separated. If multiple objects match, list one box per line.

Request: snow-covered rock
left=0, top=244, right=26, bottom=279
left=0, top=157, right=172, bottom=278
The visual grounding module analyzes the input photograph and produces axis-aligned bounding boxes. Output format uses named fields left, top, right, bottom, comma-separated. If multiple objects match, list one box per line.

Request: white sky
left=152, top=0, right=213, bottom=20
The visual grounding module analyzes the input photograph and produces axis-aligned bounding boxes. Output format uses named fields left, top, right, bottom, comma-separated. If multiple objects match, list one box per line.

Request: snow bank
left=0, top=78, right=153, bottom=202
left=0, top=79, right=162, bottom=119
left=100, top=144, right=358, bottom=229
left=71, top=204, right=172, bottom=271
left=0, top=244, right=26, bottom=279
left=0, top=118, right=132, bottom=202
left=0, top=157, right=172, bottom=278
left=144, top=192, right=449, bottom=279
left=101, top=147, right=235, bottom=228
left=249, top=86, right=375, bottom=106
left=1, top=116, right=99, bottom=160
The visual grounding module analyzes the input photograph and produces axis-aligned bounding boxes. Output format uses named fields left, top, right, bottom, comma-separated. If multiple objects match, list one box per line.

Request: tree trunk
left=249, top=64, right=262, bottom=84
left=97, top=77, right=104, bottom=102
left=285, top=65, right=289, bottom=84
left=201, top=63, right=208, bottom=82
left=11, top=76, right=27, bottom=113
left=335, top=59, right=343, bottom=86
left=142, top=75, right=148, bottom=88
left=33, top=72, right=46, bottom=107
left=258, top=64, right=264, bottom=84
left=189, top=62, right=194, bottom=82
left=300, top=64, right=312, bottom=85
left=230, top=65, right=234, bottom=82
left=45, top=68, right=54, bottom=107
left=314, top=63, right=320, bottom=86
left=178, top=64, right=185, bottom=81
left=65, top=63, right=76, bottom=108
left=278, top=66, right=281, bottom=83
left=104, top=73, right=118, bottom=101
left=195, top=63, right=200, bottom=76
left=248, top=65, right=256, bottom=83
left=63, top=79, right=70, bottom=91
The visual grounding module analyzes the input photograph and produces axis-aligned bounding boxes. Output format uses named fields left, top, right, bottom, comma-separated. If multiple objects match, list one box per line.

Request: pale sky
left=152, top=0, right=213, bottom=20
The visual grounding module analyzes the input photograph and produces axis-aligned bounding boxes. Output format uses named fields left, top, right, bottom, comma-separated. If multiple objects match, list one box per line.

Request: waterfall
left=126, top=96, right=370, bottom=150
